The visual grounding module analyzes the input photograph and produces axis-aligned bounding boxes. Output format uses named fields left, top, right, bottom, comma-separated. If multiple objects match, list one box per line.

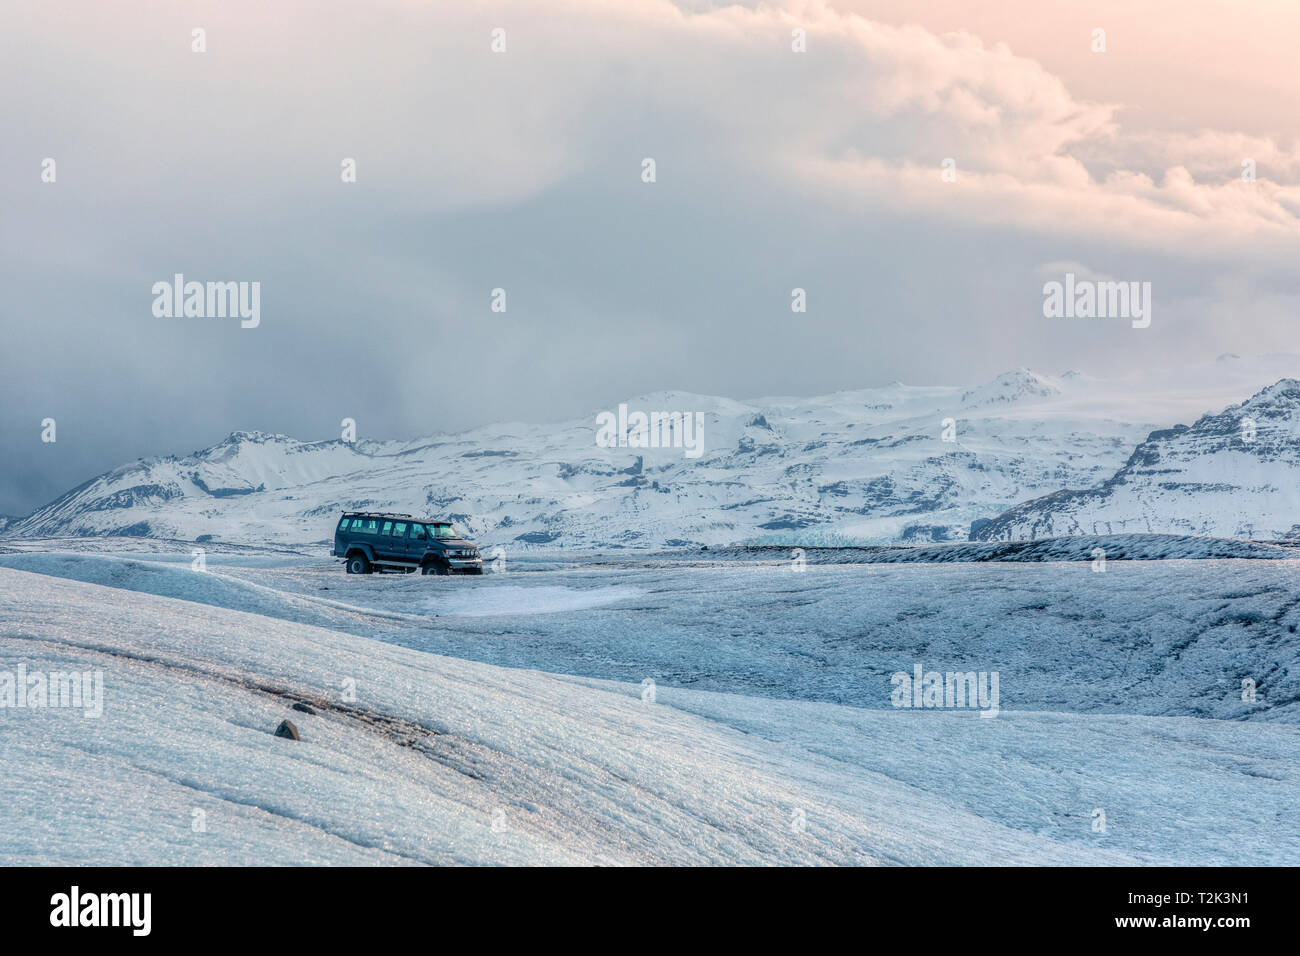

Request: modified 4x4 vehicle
left=333, top=512, right=483, bottom=575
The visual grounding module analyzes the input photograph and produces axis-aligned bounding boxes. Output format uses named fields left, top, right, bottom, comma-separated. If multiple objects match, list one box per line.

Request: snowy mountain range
left=973, top=378, right=1300, bottom=541
left=6, top=354, right=1299, bottom=550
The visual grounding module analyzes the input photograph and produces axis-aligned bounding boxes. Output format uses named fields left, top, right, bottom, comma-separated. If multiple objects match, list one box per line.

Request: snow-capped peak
left=959, top=368, right=1062, bottom=408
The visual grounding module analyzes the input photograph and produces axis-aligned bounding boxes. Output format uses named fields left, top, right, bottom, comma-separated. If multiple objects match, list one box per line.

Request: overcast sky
left=3, top=0, right=1300, bottom=515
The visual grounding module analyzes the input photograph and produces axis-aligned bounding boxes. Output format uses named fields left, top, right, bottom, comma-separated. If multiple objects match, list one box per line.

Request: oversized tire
left=421, top=560, right=449, bottom=576
left=346, top=553, right=372, bottom=575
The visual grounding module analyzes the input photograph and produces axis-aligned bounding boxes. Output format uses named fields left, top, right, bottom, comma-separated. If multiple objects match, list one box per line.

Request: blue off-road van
left=332, top=512, right=483, bottom=575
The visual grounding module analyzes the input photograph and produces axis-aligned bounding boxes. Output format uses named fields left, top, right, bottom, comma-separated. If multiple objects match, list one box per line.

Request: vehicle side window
left=392, top=522, right=407, bottom=536
left=337, top=517, right=349, bottom=533
left=357, top=519, right=377, bottom=534
left=381, top=521, right=393, bottom=536
left=410, top=524, right=426, bottom=540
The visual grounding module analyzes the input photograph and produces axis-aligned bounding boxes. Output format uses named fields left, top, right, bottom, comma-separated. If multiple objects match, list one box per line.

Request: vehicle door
left=388, top=521, right=410, bottom=563
left=376, top=520, right=398, bottom=560
left=408, top=522, right=429, bottom=563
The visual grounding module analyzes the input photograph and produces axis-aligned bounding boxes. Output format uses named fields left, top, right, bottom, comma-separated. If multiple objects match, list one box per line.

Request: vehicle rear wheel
left=346, top=554, right=372, bottom=575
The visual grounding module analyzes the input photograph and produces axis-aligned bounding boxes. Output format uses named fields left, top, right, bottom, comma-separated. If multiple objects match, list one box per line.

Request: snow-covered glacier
left=2, top=554, right=1298, bottom=866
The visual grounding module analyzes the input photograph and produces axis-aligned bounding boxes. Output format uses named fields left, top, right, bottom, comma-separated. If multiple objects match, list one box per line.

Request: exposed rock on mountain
left=973, top=380, right=1300, bottom=541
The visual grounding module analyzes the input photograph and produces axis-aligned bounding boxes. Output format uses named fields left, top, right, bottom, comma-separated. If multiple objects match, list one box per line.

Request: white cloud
left=6, top=0, right=1296, bottom=247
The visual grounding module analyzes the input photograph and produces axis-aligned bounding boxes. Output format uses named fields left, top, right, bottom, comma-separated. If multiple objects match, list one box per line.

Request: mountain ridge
left=6, top=359, right=1299, bottom=550
left=972, top=378, right=1300, bottom=541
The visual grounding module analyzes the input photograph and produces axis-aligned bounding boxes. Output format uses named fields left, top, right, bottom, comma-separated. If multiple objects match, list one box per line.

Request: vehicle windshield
left=426, top=523, right=459, bottom=539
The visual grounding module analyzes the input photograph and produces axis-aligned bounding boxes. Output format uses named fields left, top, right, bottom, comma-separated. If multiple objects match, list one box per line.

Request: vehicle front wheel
left=421, top=561, right=448, bottom=576
left=346, top=554, right=372, bottom=575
